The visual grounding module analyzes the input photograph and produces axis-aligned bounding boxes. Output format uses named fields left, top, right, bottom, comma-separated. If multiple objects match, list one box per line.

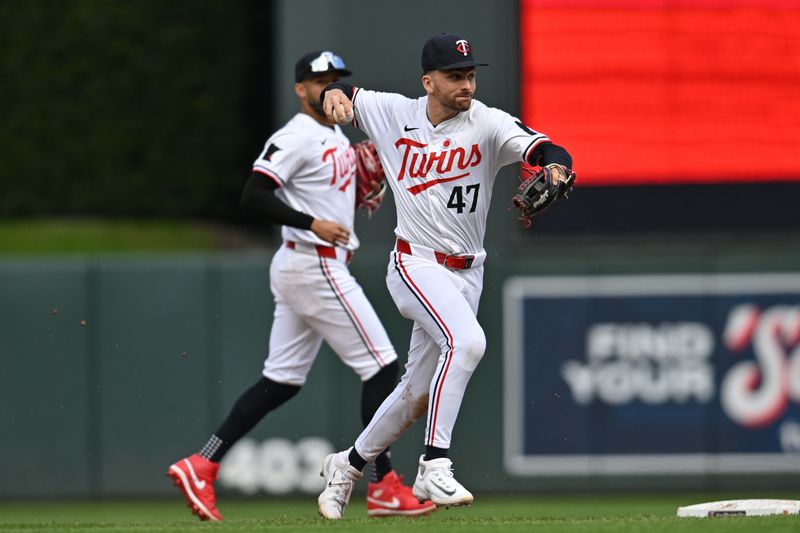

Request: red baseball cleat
left=167, top=454, right=223, bottom=521
left=367, top=470, right=437, bottom=517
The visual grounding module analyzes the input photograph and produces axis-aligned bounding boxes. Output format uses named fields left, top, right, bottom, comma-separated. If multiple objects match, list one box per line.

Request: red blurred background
left=521, top=0, right=800, bottom=186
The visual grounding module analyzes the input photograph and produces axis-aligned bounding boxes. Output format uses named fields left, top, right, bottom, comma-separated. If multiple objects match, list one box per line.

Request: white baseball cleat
left=412, top=455, right=473, bottom=507
left=318, top=449, right=363, bottom=519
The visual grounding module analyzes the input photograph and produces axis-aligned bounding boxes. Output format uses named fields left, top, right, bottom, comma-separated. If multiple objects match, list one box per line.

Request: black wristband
left=320, top=82, right=355, bottom=106
left=527, top=141, right=572, bottom=168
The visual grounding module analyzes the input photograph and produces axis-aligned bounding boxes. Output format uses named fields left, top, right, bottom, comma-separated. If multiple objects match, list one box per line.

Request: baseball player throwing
left=167, top=50, right=435, bottom=521
left=315, top=34, right=574, bottom=519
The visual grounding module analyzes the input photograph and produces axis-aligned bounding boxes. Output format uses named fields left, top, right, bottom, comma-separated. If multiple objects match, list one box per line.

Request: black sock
left=361, top=362, right=399, bottom=482
left=348, top=447, right=368, bottom=471
left=361, top=361, right=399, bottom=426
left=199, top=377, right=300, bottom=462
left=424, top=445, right=448, bottom=461
left=371, top=450, right=392, bottom=482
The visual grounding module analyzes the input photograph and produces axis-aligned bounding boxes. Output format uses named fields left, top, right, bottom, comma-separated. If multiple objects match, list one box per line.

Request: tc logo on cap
left=420, top=33, right=488, bottom=71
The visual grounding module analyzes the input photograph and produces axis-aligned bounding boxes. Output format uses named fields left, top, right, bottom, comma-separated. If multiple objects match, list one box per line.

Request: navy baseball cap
left=295, top=50, right=352, bottom=82
left=421, top=33, right=489, bottom=72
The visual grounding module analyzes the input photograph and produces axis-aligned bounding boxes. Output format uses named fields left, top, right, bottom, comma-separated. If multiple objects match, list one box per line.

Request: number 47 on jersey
left=447, top=184, right=480, bottom=214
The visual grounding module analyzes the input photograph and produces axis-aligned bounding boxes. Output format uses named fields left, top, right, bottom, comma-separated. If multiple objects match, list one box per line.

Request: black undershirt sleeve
left=320, top=82, right=355, bottom=105
left=527, top=141, right=573, bottom=169
left=240, top=172, right=314, bottom=230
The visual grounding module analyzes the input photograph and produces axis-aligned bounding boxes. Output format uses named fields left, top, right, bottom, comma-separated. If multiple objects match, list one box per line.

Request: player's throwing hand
left=323, top=89, right=354, bottom=124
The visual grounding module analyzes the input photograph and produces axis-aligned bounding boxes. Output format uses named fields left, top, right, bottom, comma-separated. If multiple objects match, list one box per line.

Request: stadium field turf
left=1, top=495, right=798, bottom=532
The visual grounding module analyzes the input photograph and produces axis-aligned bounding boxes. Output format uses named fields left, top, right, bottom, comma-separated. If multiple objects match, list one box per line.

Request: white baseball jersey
left=250, top=111, right=398, bottom=385
left=252, top=112, right=360, bottom=250
left=345, top=89, right=557, bottom=454
left=351, top=89, right=550, bottom=255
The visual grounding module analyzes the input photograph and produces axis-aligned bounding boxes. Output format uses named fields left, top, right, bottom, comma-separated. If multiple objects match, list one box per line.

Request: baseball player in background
left=167, top=50, right=435, bottom=521
left=315, top=34, right=575, bottom=519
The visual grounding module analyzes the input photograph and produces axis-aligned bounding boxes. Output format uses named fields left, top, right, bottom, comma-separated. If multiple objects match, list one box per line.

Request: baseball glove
left=354, top=140, right=387, bottom=216
left=512, top=163, right=576, bottom=228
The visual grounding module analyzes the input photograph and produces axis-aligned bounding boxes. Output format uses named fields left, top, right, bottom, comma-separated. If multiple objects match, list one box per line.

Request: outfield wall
left=2, top=240, right=799, bottom=498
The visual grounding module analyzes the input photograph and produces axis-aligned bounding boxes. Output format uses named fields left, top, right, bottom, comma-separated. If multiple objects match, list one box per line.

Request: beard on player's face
left=431, top=69, right=476, bottom=113
left=300, top=73, right=340, bottom=121
left=306, top=95, right=326, bottom=118
left=439, top=91, right=472, bottom=112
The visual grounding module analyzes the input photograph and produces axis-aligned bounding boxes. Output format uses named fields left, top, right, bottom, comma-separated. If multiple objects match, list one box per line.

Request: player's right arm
left=243, top=132, right=350, bottom=246
left=321, top=83, right=408, bottom=141
left=321, top=85, right=355, bottom=125
left=240, top=175, right=350, bottom=245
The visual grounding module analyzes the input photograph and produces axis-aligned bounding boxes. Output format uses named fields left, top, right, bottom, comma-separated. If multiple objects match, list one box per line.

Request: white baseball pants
left=263, top=242, right=397, bottom=385
left=355, top=248, right=485, bottom=457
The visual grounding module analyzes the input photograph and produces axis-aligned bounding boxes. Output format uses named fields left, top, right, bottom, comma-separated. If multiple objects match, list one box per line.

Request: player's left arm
left=527, top=142, right=572, bottom=170
left=492, top=109, right=573, bottom=184
left=526, top=141, right=573, bottom=187
left=490, top=109, right=575, bottom=224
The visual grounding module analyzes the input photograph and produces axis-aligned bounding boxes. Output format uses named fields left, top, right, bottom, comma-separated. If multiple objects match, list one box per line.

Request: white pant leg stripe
left=393, top=252, right=455, bottom=447
left=319, top=257, right=387, bottom=366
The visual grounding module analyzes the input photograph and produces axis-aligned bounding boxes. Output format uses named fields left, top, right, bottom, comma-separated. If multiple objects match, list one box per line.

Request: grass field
left=1, top=495, right=798, bottom=532
left=0, top=218, right=258, bottom=254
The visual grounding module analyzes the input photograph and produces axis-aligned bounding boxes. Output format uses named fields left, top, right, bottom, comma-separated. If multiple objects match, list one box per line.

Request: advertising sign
left=504, top=274, right=800, bottom=475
